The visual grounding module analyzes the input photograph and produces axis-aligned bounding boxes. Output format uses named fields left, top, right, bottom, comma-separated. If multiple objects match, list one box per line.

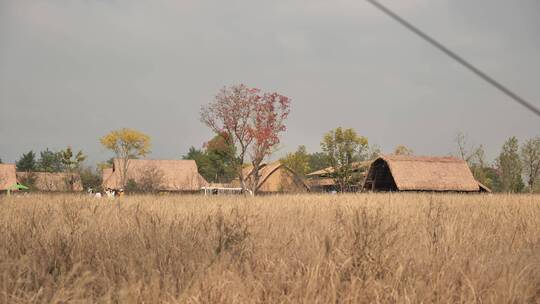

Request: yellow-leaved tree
left=100, top=128, right=151, bottom=188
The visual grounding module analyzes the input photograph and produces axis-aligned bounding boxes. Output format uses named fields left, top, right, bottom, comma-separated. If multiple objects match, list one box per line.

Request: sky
left=1, top=0, right=539, bottom=165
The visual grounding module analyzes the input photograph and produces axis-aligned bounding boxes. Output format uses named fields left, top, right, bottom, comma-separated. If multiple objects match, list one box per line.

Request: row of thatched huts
left=101, top=159, right=309, bottom=194
left=1, top=155, right=491, bottom=194
left=0, top=164, right=83, bottom=192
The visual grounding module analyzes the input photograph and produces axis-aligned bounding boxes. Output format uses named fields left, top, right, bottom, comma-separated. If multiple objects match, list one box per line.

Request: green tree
left=307, top=152, right=330, bottom=172
left=0, top=157, right=3, bottom=164
left=520, top=137, right=540, bottom=193
left=37, top=148, right=64, bottom=172
left=100, top=128, right=151, bottom=187
left=59, top=146, right=86, bottom=171
left=183, top=146, right=210, bottom=178
left=205, top=134, right=237, bottom=183
left=183, top=135, right=237, bottom=183
left=496, top=137, right=524, bottom=193
left=184, top=147, right=205, bottom=162
left=321, top=127, right=368, bottom=192
left=281, top=145, right=311, bottom=177
left=16, top=151, right=37, bottom=172
left=483, top=167, right=502, bottom=192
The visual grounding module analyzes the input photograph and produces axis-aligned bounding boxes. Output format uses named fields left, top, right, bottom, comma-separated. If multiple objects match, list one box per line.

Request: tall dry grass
left=0, top=193, right=539, bottom=303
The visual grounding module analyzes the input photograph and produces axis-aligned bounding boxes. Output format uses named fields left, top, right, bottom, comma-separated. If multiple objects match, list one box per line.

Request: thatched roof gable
left=363, top=155, right=483, bottom=192
left=0, top=164, right=17, bottom=190
left=198, top=173, right=209, bottom=188
left=16, top=172, right=83, bottom=192
left=102, top=159, right=206, bottom=191
left=477, top=181, right=492, bottom=193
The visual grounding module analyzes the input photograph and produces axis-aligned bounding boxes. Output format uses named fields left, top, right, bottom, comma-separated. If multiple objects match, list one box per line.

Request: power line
left=366, top=0, right=540, bottom=118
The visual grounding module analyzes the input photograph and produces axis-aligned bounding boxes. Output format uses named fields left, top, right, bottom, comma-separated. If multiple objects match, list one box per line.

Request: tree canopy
left=60, top=146, right=86, bottom=171
left=183, top=135, right=237, bottom=183
left=520, top=136, right=540, bottom=192
left=200, top=84, right=291, bottom=194
left=100, top=128, right=151, bottom=187
left=37, top=149, right=63, bottom=172
left=16, top=151, right=37, bottom=172
left=321, top=127, right=368, bottom=192
left=281, top=145, right=311, bottom=178
left=496, top=136, right=524, bottom=193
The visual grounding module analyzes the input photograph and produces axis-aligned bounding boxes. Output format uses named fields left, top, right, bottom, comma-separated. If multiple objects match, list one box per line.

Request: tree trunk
left=120, top=158, right=130, bottom=189
left=251, top=168, right=260, bottom=196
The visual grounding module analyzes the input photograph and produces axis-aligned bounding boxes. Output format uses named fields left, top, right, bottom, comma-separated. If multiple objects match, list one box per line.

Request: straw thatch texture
left=102, top=168, right=113, bottom=185
left=102, top=159, right=206, bottom=192
left=16, top=172, right=83, bottom=192
left=363, top=155, right=485, bottom=192
left=232, top=161, right=309, bottom=193
left=0, top=164, right=17, bottom=190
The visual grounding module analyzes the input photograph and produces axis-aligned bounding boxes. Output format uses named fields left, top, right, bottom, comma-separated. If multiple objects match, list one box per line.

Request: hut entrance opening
left=364, top=159, right=397, bottom=191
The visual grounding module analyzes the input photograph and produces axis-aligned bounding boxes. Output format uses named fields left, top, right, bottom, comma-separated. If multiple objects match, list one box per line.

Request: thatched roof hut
left=102, top=159, right=208, bottom=192
left=362, top=155, right=490, bottom=192
left=232, top=161, right=309, bottom=193
left=16, top=172, right=83, bottom=192
left=0, top=164, right=17, bottom=191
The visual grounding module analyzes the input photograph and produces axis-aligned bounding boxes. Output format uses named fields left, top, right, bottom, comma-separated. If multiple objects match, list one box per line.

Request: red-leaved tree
left=200, top=84, right=291, bottom=194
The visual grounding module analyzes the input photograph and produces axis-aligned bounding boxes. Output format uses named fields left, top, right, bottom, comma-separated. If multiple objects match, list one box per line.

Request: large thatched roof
left=363, top=155, right=488, bottom=192
left=16, top=172, right=83, bottom=192
left=102, top=159, right=208, bottom=191
left=0, top=164, right=17, bottom=190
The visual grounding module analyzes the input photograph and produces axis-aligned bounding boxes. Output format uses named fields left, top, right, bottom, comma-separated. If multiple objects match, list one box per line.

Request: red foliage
left=249, top=92, right=290, bottom=164
left=200, top=84, right=291, bottom=192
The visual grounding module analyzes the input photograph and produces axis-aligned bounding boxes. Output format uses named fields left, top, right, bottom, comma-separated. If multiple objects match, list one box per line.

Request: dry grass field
left=1, top=193, right=539, bottom=303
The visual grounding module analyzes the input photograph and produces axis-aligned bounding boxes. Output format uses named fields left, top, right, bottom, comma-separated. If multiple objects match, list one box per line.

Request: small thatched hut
left=232, top=161, right=309, bottom=193
left=0, top=164, right=17, bottom=191
left=16, top=172, right=84, bottom=192
left=102, top=159, right=208, bottom=192
left=362, top=155, right=490, bottom=192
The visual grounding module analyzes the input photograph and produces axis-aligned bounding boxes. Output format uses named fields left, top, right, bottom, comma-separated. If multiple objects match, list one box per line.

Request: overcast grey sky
left=1, top=0, right=539, bottom=165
